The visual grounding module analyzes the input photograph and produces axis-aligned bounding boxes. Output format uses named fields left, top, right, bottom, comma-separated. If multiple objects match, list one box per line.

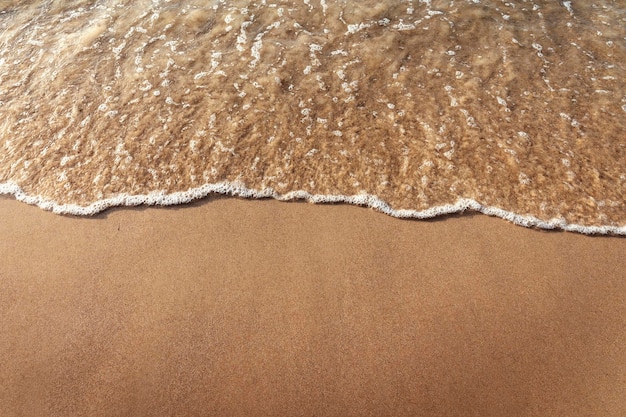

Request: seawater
left=0, top=0, right=624, bottom=234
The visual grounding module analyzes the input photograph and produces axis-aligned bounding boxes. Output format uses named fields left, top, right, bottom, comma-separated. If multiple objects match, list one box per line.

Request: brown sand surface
left=1, top=196, right=625, bottom=417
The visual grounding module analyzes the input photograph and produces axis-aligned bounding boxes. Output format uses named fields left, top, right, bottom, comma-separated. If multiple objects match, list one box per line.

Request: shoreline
left=2, top=182, right=625, bottom=236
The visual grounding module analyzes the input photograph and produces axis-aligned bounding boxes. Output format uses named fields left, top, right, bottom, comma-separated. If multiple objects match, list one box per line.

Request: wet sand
left=1, top=196, right=625, bottom=416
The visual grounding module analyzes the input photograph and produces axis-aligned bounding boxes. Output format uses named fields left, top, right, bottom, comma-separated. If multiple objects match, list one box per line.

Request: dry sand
left=1, top=196, right=625, bottom=416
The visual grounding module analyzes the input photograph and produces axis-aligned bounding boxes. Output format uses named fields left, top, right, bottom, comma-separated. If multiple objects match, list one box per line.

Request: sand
left=1, top=196, right=625, bottom=417
left=2, top=2, right=625, bottom=414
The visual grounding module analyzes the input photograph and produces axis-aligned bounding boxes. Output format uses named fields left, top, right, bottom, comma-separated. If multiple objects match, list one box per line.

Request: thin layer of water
left=0, top=1, right=624, bottom=232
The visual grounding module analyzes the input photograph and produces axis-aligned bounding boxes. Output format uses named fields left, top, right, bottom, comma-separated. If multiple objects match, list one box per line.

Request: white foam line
left=1, top=180, right=625, bottom=235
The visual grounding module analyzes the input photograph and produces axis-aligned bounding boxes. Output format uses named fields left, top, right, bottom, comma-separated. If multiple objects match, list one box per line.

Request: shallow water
left=0, top=0, right=624, bottom=232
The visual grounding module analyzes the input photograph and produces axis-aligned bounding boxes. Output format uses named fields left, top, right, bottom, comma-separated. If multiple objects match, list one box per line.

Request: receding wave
left=0, top=0, right=624, bottom=234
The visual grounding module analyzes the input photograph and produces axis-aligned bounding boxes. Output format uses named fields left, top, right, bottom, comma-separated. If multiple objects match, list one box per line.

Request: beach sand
left=1, top=196, right=625, bottom=416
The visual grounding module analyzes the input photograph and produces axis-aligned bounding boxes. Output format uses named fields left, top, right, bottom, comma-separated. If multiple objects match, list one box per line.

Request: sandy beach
left=1, top=196, right=624, bottom=416
left=1, top=1, right=625, bottom=415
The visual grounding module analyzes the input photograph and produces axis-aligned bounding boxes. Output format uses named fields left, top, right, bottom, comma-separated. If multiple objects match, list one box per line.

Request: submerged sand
left=0, top=0, right=625, bottom=232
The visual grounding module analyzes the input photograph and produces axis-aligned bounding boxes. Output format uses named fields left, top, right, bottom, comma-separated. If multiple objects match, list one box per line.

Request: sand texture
left=1, top=196, right=625, bottom=416
left=0, top=0, right=625, bottom=233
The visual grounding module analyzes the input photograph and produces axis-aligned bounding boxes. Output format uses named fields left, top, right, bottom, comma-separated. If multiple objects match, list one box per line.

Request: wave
left=1, top=1, right=624, bottom=235
left=2, top=181, right=624, bottom=235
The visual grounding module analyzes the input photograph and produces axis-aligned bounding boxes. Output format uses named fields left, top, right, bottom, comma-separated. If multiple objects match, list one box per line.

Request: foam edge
left=1, top=180, right=625, bottom=235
